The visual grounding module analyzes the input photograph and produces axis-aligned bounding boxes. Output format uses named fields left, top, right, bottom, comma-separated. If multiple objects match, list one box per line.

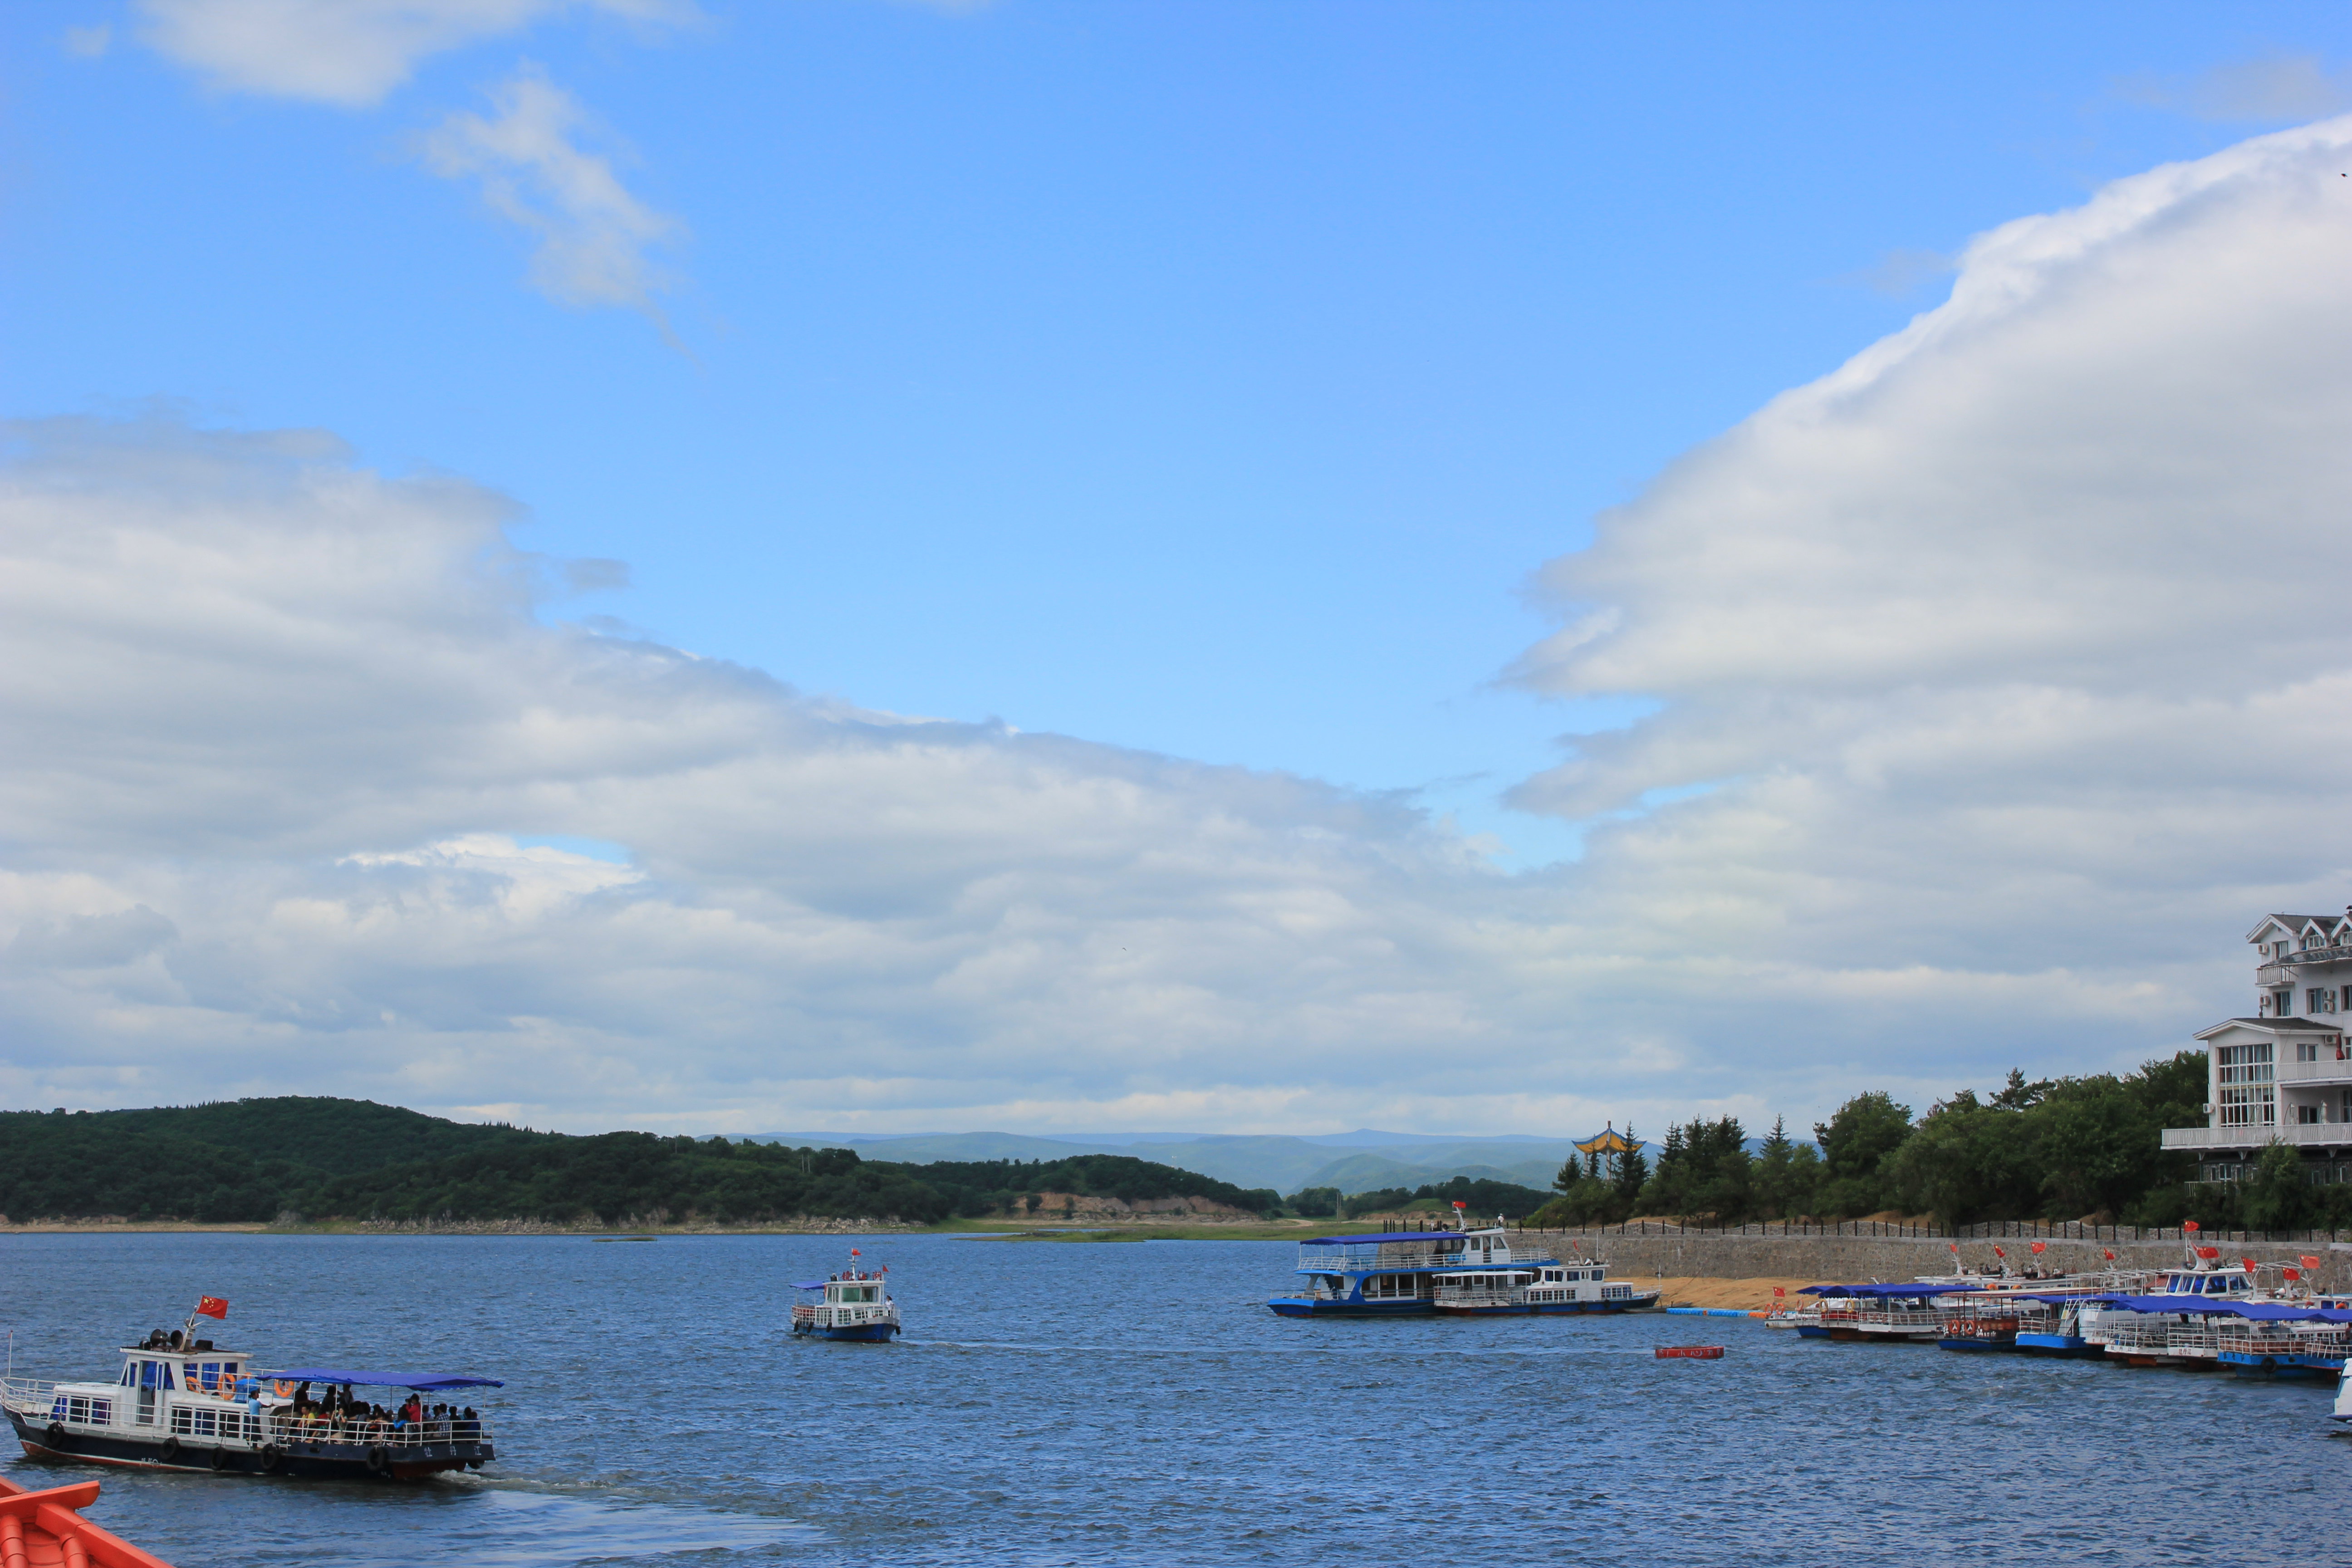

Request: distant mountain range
left=744, top=1129, right=1586, bottom=1195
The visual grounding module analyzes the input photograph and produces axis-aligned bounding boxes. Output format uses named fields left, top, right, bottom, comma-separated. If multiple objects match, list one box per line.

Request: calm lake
left=0, top=1231, right=2339, bottom=1566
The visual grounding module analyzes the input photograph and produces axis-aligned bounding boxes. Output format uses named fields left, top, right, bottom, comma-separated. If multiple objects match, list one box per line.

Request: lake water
left=0, top=1231, right=2341, bottom=1566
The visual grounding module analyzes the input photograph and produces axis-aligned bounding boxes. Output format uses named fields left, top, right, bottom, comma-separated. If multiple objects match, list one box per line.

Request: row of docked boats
left=1773, top=1251, right=2352, bottom=1421
left=1267, top=1220, right=1661, bottom=1317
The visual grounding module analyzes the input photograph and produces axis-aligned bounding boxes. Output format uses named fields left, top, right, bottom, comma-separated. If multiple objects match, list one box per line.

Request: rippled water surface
left=0, top=1232, right=2342, bottom=1566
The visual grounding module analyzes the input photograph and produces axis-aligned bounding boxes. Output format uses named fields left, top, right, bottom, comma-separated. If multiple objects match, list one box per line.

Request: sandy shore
left=1649, top=1276, right=1819, bottom=1312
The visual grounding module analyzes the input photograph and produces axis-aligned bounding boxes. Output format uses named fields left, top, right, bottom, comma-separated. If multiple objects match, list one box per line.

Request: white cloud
left=134, top=0, right=690, bottom=108
left=419, top=67, right=682, bottom=317
left=2118, top=53, right=2352, bottom=123
left=1509, top=114, right=2352, bottom=1044
left=10, top=120, right=2352, bottom=1135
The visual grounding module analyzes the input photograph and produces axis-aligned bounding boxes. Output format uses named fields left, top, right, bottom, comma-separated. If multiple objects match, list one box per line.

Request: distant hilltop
left=741, top=1129, right=1581, bottom=1196
left=0, top=1098, right=1558, bottom=1230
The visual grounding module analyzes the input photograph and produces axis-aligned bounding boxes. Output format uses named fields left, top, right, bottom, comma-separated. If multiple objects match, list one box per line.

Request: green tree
left=1882, top=1098, right=2037, bottom=1228
left=1813, top=1091, right=1914, bottom=1215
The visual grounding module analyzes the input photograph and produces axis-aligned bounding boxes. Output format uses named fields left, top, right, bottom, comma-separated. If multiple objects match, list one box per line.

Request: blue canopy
left=1300, top=1232, right=1465, bottom=1247
left=266, top=1368, right=504, bottom=1390
left=1798, top=1282, right=1958, bottom=1299
left=792, top=1281, right=829, bottom=1290
left=2079, top=1295, right=2336, bottom=1322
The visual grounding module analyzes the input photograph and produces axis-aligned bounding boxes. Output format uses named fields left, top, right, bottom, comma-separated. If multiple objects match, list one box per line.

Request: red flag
left=2195, top=1246, right=2220, bottom=1259
left=2184, top=1220, right=2200, bottom=1233
left=2241, top=1257, right=2259, bottom=1274
left=850, top=1249, right=860, bottom=1257
left=2285, top=1267, right=2303, bottom=1282
left=2301, top=1254, right=2322, bottom=1269
left=195, top=1297, right=227, bottom=1319
left=1773, top=1286, right=1785, bottom=1298
left=2103, top=1249, right=2116, bottom=1262
left=2029, top=1241, right=2046, bottom=1254
left=1993, top=1246, right=2006, bottom=1258
left=1451, top=1201, right=1466, bottom=1210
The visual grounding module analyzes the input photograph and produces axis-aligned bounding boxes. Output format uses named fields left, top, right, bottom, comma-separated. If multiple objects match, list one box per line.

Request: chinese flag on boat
left=2103, top=1250, right=2117, bottom=1262
left=2184, top=1220, right=2200, bottom=1233
left=195, top=1297, right=228, bottom=1319
left=2195, top=1246, right=2220, bottom=1259
left=2242, top=1257, right=2259, bottom=1273
left=1993, top=1246, right=2006, bottom=1258
left=2302, top=1254, right=2323, bottom=1269
left=1773, top=1286, right=1785, bottom=1298
left=2030, top=1241, right=2046, bottom=1254
left=2285, top=1268, right=2303, bottom=1282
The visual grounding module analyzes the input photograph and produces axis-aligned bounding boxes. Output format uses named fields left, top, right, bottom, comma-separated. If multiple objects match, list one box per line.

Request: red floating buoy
left=1655, top=1344, right=1725, bottom=1359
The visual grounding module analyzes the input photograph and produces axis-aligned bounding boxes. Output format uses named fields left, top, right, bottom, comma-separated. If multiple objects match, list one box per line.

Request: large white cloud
left=0, top=417, right=1608, bottom=1132
left=9, top=118, right=2351, bottom=1135
left=1509, top=115, right=2352, bottom=1060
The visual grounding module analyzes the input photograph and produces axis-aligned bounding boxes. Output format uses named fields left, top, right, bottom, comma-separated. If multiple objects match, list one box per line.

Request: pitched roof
left=2247, top=913, right=2347, bottom=940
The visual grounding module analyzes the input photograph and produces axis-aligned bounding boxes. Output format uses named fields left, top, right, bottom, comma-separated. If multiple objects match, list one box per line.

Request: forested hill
left=0, top=1098, right=1279, bottom=1227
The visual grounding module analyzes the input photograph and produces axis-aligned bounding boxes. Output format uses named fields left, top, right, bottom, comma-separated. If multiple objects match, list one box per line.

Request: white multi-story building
left=2161, top=911, right=2352, bottom=1174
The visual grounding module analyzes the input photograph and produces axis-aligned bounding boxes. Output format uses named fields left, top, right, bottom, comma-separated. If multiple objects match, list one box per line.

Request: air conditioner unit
left=2201, top=1103, right=2214, bottom=1115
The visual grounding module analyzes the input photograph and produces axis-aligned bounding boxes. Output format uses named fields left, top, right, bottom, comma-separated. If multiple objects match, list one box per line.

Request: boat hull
left=1267, top=1298, right=1435, bottom=1318
left=7, top=1408, right=489, bottom=1481
left=792, top=1321, right=900, bottom=1341
left=2013, top=1333, right=2100, bottom=1357
left=1438, top=1296, right=1663, bottom=1316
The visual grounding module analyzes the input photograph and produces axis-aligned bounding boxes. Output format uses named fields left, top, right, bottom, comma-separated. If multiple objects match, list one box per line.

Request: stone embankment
left=1529, top=1231, right=2352, bottom=1296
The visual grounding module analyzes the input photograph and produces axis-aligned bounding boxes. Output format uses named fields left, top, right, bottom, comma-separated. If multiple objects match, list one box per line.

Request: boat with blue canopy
left=0, top=1300, right=501, bottom=1480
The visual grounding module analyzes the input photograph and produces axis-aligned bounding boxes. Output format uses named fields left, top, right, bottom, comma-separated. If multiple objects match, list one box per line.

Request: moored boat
left=0, top=1302, right=500, bottom=1480
left=1432, top=1232, right=1659, bottom=1316
left=1796, top=1282, right=1958, bottom=1342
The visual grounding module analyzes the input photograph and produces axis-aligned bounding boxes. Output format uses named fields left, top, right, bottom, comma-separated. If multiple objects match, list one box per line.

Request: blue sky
left=7, top=3, right=2352, bottom=1134
left=10, top=2, right=2347, bottom=867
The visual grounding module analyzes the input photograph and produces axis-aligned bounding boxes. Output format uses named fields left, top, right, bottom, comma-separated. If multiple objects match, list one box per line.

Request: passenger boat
left=1269, top=1224, right=1659, bottom=1317
left=1432, top=1236, right=1659, bottom=1315
left=1796, top=1282, right=1960, bottom=1342
left=0, top=1303, right=500, bottom=1480
left=790, top=1264, right=900, bottom=1341
left=0, top=1471, right=177, bottom=1568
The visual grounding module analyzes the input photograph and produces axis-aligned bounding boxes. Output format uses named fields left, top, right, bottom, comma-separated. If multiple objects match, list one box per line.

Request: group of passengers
left=279, top=1383, right=481, bottom=1443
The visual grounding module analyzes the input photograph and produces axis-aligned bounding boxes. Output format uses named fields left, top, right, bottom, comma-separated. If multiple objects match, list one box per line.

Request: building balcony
left=2280, top=1055, right=2352, bottom=1084
left=2162, top=1123, right=2352, bottom=1152
left=2266, top=946, right=2352, bottom=970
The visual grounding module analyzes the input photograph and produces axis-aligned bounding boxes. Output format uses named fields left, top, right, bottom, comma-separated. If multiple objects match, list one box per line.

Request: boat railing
left=1434, top=1285, right=1522, bottom=1309
left=792, top=1300, right=901, bottom=1328
left=1, top=1378, right=491, bottom=1448
left=1295, top=1244, right=1465, bottom=1272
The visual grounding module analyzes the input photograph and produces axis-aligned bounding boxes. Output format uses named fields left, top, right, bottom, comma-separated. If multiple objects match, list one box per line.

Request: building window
left=2219, top=1043, right=2276, bottom=1128
left=2275, top=990, right=2296, bottom=1015
left=2300, top=1104, right=2323, bottom=1124
left=2313, top=989, right=2338, bottom=1014
left=2298, top=1041, right=2320, bottom=1062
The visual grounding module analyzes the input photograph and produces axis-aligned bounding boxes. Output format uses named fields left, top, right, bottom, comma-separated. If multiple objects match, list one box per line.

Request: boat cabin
left=36, top=1339, right=267, bottom=1448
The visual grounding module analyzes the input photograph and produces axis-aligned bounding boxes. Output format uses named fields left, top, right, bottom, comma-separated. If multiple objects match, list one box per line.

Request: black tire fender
left=160, top=1435, right=182, bottom=1464
left=44, top=1421, right=68, bottom=1451
left=364, top=1444, right=389, bottom=1474
left=258, top=1443, right=283, bottom=1474
left=209, top=1446, right=230, bottom=1472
